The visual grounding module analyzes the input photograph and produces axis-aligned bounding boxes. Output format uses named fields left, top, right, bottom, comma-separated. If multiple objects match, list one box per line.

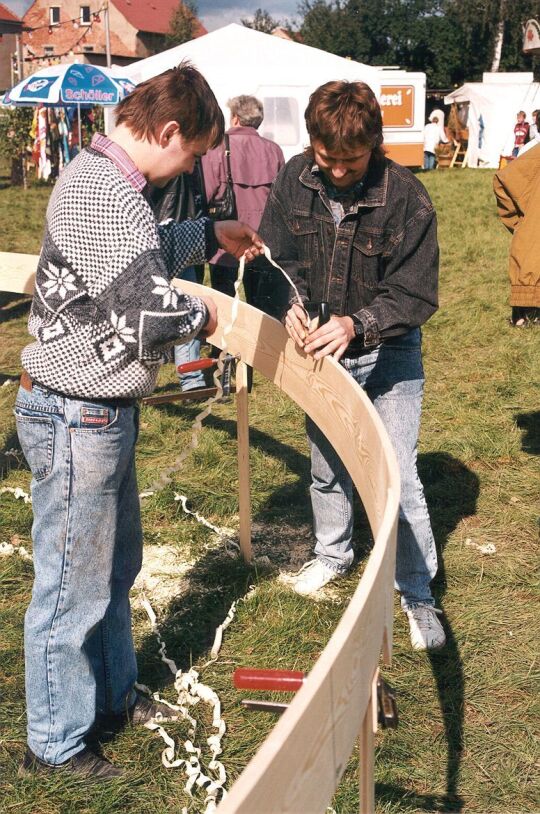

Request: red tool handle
left=234, top=668, right=305, bottom=693
left=176, top=358, right=217, bottom=374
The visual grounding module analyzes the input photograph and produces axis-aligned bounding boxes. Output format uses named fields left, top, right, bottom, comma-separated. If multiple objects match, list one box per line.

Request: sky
left=2, top=1, right=301, bottom=31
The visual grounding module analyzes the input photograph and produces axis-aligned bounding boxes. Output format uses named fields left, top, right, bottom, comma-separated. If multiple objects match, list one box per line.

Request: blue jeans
left=306, top=329, right=438, bottom=609
left=175, top=267, right=205, bottom=391
left=424, top=151, right=436, bottom=170
left=14, top=383, right=142, bottom=764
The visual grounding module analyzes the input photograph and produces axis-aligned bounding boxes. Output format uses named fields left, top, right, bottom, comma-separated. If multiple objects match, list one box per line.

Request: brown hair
left=115, top=61, right=224, bottom=148
left=305, top=80, right=384, bottom=159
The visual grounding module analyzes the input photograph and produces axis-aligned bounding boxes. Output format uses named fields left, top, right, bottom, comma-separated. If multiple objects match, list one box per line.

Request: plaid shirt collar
left=90, top=133, right=146, bottom=193
left=311, top=162, right=365, bottom=202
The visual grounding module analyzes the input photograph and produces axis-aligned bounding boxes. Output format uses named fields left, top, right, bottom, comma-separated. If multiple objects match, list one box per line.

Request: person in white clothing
left=423, top=114, right=447, bottom=170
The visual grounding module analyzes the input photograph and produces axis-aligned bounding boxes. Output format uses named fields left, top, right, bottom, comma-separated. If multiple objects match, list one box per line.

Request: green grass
left=0, top=166, right=538, bottom=813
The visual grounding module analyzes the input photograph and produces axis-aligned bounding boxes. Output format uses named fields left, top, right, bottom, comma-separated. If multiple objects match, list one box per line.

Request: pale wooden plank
left=173, top=281, right=400, bottom=814
left=0, top=251, right=38, bottom=295
left=235, top=359, right=252, bottom=563
left=359, top=675, right=376, bottom=814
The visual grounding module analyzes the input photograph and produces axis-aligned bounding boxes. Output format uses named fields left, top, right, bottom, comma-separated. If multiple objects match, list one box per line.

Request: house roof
left=112, top=0, right=207, bottom=37
left=0, top=2, right=23, bottom=35
left=0, top=2, right=21, bottom=22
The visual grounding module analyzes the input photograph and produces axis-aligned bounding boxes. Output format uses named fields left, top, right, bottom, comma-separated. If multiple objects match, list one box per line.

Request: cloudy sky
left=2, top=1, right=301, bottom=31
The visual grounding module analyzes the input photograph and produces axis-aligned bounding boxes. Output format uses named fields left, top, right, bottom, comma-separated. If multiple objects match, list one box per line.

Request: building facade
left=21, top=0, right=206, bottom=73
left=0, top=3, right=22, bottom=91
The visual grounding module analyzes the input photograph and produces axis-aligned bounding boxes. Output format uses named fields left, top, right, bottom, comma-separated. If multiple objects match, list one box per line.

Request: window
left=82, top=45, right=94, bottom=52
left=43, top=45, right=54, bottom=54
left=80, top=6, right=91, bottom=25
left=259, top=97, right=300, bottom=146
left=49, top=6, right=60, bottom=25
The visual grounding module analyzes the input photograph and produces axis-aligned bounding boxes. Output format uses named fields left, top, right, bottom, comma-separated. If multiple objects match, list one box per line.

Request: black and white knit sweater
left=22, top=146, right=213, bottom=399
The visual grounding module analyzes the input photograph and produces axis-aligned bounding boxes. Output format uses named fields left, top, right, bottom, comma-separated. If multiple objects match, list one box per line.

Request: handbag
left=207, top=134, right=237, bottom=220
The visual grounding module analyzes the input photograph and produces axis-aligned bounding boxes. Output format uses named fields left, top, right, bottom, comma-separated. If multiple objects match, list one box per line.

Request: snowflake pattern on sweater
left=22, top=147, right=210, bottom=399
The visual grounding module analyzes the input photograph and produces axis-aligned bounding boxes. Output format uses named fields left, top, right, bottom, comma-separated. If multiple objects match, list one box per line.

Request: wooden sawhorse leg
left=236, top=359, right=252, bottom=563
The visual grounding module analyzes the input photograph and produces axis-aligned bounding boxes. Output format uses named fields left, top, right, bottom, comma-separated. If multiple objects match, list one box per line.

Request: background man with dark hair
left=259, top=80, right=446, bottom=652
left=15, top=63, right=262, bottom=781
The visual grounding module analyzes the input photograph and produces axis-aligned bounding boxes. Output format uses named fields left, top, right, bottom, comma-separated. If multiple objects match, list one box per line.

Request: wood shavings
left=138, top=594, right=231, bottom=812
left=0, top=486, right=31, bottom=503
left=134, top=543, right=192, bottom=607
left=260, top=244, right=307, bottom=315
left=4, top=448, right=23, bottom=461
left=210, top=601, right=237, bottom=660
left=0, top=540, right=33, bottom=561
left=465, top=538, right=496, bottom=555
left=174, top=492, right=240, bottom=555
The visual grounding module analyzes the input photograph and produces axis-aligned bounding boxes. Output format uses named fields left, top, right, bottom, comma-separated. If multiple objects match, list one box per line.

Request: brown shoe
left=97, top=692, right=179, bottom=729
left=127, top=693, right=179, bottom=725
left=19, top=746, right=123, bottom=781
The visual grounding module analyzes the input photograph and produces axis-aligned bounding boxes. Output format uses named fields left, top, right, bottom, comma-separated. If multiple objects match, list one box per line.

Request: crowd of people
left=13, top=61, right=535, bottom=781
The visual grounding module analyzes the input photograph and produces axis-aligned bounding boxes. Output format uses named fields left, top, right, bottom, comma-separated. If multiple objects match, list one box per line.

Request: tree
left=241, top=8, right=281, bottom=33
left=167, top=0, right=200, bottom=46
left=299, top=0, right=358, bottom=58
left=442, top=0, right=540, bottom=79
left=0, top=108, right=34, bottom=187
left=298, top=0, right=540, bottom=88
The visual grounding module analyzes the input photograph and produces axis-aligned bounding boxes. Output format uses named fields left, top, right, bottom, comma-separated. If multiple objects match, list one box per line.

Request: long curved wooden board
left=178, top=280, right=400, bottom=814
left=0, top=251, right=37, bottom=295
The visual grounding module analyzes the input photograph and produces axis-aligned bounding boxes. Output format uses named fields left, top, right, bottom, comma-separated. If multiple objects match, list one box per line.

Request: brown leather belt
left=20, top=370, right=33, bottom=393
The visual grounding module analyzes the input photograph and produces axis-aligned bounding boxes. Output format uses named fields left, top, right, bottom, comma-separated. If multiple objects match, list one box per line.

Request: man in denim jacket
left=258, top=80, right=445, bottom=651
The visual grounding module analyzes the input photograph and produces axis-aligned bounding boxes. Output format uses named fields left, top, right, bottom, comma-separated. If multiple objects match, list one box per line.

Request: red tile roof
left=0, top=2, right=21, bottom=22
left=112, top=0, right=207, bottom=37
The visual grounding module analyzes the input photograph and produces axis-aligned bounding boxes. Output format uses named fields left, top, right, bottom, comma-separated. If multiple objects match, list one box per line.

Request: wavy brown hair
left=305, top=80, right=384, bottom=159
left=115, top=61, right=224, bottom=148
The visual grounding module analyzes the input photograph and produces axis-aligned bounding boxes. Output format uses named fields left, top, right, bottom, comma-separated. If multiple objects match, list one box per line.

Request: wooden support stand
left=235, top=359, right=252, bottom=563
left=359, top=671, right=379, bottom=814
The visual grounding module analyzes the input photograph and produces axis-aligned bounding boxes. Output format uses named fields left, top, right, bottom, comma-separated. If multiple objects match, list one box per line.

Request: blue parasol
left=2, top=63, right=135, bottom=149
left=2, top=62, right=135, bottom=107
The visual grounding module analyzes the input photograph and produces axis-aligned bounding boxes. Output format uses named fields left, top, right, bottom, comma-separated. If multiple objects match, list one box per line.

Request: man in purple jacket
left=202, top=95, right=285, bottom=307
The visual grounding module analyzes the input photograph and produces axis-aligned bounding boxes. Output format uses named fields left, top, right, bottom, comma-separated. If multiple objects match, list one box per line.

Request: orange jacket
left=494, top=144, right=540, bottom=307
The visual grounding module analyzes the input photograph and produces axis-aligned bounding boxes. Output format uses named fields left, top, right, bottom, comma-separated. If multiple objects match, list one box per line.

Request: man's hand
left=284, top=303, right=310, bottom=348
left=304, top=315, right=355, bottom=362
left=198, top=295, right=218, bottom=337
left=214, top=221, right=264, bottom=262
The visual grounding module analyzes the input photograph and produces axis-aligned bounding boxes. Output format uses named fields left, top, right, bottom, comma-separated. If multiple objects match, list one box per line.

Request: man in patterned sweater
left=15, top=64, right=263, bottom=781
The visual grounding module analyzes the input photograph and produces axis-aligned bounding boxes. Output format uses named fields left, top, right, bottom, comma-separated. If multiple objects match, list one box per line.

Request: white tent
left=122, top=24, right=381, bottom=161
left=444, top=73, right=540, bottom=168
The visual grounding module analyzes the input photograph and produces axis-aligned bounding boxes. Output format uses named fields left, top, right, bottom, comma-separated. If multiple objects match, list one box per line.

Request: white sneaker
left=291, top=559, right=340, bottom=596
left=406, top=605, right=446, bottom=651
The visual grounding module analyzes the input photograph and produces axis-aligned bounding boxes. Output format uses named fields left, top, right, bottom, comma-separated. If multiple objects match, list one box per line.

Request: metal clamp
left=377, top=676, right=398, bottom=729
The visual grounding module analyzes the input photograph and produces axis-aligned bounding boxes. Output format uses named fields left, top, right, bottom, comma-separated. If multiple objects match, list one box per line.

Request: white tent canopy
left=122, top=24, right=381, bottom=161
left=445, top=73, right=540, bottom=168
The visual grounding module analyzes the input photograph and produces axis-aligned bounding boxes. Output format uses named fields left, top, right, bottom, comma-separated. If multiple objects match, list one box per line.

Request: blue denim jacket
left=258, top=153, right=439, bottom=349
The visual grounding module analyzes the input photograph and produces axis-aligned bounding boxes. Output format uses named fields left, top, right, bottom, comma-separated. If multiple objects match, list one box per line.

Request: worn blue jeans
left=306, top=329, right=438, bottom=609
left=174, top=267, right=205, bottom=391
left=14, top=383, right=142, bottom=764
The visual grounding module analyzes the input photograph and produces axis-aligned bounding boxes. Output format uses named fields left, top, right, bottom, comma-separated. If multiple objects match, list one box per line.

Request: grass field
left=0, top=165, right=538, bottom=814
